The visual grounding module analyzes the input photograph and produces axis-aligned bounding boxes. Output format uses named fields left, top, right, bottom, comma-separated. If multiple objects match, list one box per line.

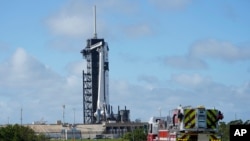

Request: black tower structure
left=80, top=6, right=110, bottom=124
left=80, top=6, right=130, bottom=124
left=81, top=38, right=105, bottom=124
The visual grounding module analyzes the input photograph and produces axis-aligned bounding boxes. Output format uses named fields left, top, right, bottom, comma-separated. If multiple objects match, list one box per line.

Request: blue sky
left=0, top=0, right=250, bottom=124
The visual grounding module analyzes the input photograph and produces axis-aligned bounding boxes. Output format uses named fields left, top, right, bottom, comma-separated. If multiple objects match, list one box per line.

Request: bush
left=0, top=124, right=48, bottom=141
left=122, top=128, right=147, bottom=141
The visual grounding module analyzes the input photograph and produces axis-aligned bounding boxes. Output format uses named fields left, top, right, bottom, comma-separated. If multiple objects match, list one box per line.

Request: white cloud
left=65, top=60, right=86, bottom=76
left=45, top=0, right=156, bottom=47
left=124, top=24, right=154, bottom=38
left=0, top=49, right=249, bottom=123
left=149, top=0, right=192, bottom=10
left=48, top=15, right=90, bottom=37
left=234, top=81, right=250, bottom=98
left=46, top=1, right=93, bottom=38
left=137, top=75, right=160, bottom=90
left=161, top=40, right=250, bottom=70
left=46, top=37, right=83, bottom=52
left=0, top=48, right=62, bottom=88
left=0, top=48, right=83, bottom=123
left=164, top=56, right=207, bottom=69
left=138, top=75, right=159, bottom=84
left=109, top=77, right=250, bottom=122
left=190, top=39, right=250, bottom=62
left=170, top=73, right=212, bottom=88
left=100, top=0, right=139, bottom=15
left=45, top=0, right=140, bottom=38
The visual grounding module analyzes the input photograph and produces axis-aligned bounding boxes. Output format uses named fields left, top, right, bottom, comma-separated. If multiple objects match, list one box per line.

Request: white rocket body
left=91, top=41, right=109, bottom=121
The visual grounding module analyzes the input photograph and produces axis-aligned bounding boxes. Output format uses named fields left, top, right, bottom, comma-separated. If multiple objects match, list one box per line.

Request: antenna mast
left=93, top=5, right=97, bottom=38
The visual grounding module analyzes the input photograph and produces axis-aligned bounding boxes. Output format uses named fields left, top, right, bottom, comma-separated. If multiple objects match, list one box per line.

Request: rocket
left=89, top=41, right=110, bottom=122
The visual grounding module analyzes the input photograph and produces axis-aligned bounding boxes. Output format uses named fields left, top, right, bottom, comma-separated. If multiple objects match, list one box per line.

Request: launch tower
left=81, top=6, right=110, bottom=124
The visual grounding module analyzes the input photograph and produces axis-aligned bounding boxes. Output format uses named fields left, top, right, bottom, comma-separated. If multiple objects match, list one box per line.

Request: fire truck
left=147, top=105, right=224, bottom=141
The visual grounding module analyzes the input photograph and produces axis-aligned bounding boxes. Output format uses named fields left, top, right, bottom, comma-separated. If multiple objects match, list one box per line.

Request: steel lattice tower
left=81, top=38, right=106, bottom=124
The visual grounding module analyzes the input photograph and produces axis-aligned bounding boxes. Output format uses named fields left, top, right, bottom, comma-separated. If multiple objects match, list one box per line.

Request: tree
left=0, top=124, right=48, bottom=141
left=218, top=122, right=229, bottom=141
left=218, top=119, right=250, bottom=141
left=122, top=128, right=147, bottom=141
left=228, top=119, right=243, bottom=125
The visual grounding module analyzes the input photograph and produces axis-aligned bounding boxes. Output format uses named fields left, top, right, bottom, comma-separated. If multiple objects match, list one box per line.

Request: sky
left=0, top=0, right=250, bottom=124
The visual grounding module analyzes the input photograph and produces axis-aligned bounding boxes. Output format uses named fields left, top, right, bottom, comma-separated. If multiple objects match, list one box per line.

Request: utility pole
left=20, top=108, right=23, bottom=126
left=62, top=105, right=65, bottom=125
left=73, top=108, right=76, bottom=125
left=159, top=107, right=162, bottom=117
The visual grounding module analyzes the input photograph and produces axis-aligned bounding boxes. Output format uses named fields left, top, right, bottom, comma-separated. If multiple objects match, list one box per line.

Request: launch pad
left=26, top=121, right=147, bottom=139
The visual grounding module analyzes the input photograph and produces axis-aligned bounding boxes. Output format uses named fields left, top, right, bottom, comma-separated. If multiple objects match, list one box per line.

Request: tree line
left=0, top=124, right=48, bottom=141
left=218, top=119, right=250, bottom=141
left=0, top=119, right=249, bottom=141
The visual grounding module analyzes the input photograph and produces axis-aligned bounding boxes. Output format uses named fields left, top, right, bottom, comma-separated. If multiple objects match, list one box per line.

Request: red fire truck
left=147, top=105, right=223, bottom=141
